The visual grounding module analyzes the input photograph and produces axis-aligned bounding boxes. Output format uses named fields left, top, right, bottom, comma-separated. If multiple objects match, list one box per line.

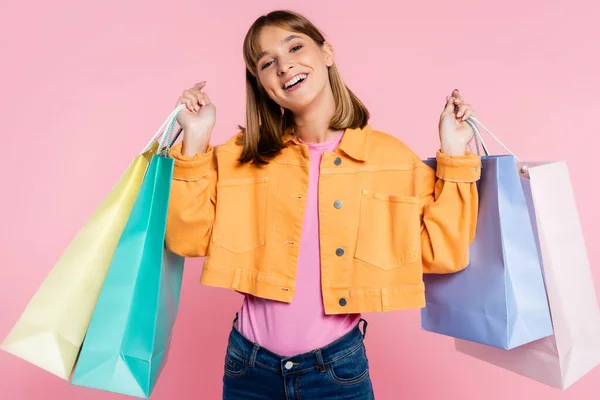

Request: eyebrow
left=256, top=34, right=302, bottom=63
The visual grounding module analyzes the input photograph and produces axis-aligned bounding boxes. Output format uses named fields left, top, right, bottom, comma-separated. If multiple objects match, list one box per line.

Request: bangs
left=243, top=16, right=324, bottom=76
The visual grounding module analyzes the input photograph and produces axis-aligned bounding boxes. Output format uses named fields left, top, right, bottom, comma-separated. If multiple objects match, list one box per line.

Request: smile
left=283, top=74, right=308, bottom=91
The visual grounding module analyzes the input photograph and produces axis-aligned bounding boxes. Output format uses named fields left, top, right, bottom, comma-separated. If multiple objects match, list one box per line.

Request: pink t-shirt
left=236, top=130, right=361, bottom=356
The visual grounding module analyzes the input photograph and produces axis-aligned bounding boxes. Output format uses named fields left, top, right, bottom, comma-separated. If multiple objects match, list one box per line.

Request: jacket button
left=339, top=298, right=347, bottom=307
left=336, top=248, right=345, bottom=257
left=334, top=157, right=342, bottom=166
left=334, top=200, right=343, bottom=209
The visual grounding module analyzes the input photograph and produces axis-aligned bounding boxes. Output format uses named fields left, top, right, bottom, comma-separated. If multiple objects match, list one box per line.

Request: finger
left=192, top=89, right=211, bottom=107
left=178, top=97, right=194, bottom=112
left=462, top=109, right=475, bottom=121
left=456, top=104, right=472, bottom=118
left=193, top=81, right=207, bottom=90
left=188, top=89, right=205, bottom=109
left=201, top=92, right=212, bottom=106
left=183, top=92, right=202, bottom=112
left=444, top=95, right=457, bottom=113
left=452, top=89, right=463, bottom=101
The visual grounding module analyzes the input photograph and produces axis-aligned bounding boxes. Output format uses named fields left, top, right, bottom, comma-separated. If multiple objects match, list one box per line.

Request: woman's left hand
left=438, top=89, right=476, bottom=156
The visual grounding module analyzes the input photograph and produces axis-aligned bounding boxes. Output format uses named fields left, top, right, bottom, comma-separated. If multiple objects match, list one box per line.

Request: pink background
left=1, top=0, right=599, bottom=399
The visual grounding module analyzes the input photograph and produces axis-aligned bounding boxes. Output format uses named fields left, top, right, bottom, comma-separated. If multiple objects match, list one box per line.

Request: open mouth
left=283, top=74, right=308, bottom=91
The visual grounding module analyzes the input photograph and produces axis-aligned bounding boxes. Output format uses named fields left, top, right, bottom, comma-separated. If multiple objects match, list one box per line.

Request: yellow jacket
left=166, top=124, right=481, bottom=314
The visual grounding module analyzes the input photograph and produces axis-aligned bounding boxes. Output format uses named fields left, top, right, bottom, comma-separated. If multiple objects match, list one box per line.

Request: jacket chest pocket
left=212, top=177, right=268, bottom=253
left=355, top=190, right=420, bottom=270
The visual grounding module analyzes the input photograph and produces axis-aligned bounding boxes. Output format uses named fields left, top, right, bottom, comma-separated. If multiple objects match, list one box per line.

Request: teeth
left=284, top=74, right=307, bottom=89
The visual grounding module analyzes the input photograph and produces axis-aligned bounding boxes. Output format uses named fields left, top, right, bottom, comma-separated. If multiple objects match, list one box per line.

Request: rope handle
left=140, top=104, right=186, bottom=155
left=465, top=115, right=521, bottom=162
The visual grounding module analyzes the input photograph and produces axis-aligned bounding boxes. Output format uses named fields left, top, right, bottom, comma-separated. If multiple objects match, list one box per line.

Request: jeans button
left=284, top=361, right=294, bottom=370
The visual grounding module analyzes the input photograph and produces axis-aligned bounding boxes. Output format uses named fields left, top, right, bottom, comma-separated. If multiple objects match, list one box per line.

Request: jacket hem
left=201, top=261, right=426, bottom=313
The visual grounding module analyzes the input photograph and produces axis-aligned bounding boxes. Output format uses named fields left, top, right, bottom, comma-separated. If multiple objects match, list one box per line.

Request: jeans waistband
left=227, top=315, right=368, bottom=376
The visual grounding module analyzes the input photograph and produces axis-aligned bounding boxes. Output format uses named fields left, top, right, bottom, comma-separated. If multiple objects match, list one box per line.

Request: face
left=255, top=26, right=334, bottom=113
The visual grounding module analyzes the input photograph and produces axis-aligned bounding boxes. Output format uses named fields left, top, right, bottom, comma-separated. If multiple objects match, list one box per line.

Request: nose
left=277, top=58, right=294, bottom=76
left=278, top=65, right=293, bottom=76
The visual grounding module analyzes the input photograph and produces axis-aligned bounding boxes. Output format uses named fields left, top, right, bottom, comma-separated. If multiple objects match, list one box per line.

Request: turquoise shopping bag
left=71, top=106, right=186, bottom=398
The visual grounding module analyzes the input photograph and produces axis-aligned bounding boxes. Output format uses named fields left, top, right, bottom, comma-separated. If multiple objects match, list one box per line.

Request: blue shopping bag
left=71, top=106, right=186, bottom=398
left=420, top=153, right=553, bottom=349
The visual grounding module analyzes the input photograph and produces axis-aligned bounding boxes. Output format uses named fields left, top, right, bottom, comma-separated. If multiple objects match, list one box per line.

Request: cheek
left=259, top=75, right=279, bottom=97
left=311, top=64, right=329, bottom=89
left=304, top=55, right=328, bottom=80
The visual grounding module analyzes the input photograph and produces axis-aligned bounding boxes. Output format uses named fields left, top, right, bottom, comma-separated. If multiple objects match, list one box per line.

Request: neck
left=292, top=85, right=343, bottom=144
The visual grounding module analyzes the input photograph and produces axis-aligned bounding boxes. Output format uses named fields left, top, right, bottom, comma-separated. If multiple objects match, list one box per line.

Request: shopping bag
left=420, top=119, right=553, bottom=349
left=70, top=105, right=186, bottom=398
left=0, top=120, right=174, bottom=379
left=454, top=119, right=600, bottom=389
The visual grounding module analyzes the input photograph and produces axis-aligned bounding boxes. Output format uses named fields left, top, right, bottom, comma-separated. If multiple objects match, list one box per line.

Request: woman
left=166, top=9, right=480, bottom=400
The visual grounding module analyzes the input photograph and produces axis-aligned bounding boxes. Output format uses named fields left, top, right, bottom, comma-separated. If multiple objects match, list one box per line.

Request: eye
left=260, top=45, right=302, bottom=70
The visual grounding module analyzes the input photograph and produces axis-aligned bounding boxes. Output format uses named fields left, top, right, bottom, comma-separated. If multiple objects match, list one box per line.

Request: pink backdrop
left=1, top=0, right=599, bottom=399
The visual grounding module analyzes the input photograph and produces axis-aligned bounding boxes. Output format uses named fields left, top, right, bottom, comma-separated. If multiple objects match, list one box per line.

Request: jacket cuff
left=169, top=143, right=214, bottom=181
left=435, top=150, right=481, bottom=182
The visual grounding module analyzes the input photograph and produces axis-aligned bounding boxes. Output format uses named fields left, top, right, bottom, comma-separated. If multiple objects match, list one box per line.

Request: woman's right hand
left=176, top=81, right=216, bottom=156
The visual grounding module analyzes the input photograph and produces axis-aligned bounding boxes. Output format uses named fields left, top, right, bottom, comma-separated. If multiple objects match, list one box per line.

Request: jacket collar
left=283, top=124, right=369, bottom=161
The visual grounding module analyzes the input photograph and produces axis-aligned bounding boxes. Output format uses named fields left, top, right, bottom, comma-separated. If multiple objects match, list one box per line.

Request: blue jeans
left=222, top=316, right=375, bottom=399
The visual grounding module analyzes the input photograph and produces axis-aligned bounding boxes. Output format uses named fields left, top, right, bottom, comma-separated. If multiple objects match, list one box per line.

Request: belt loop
left=249, top=343, right=259, bottom=368
left=359, top=318, right=368, bottom=339
left=315, top=349, right=326, bottom=372
left=232, top=312, right=239, bottom=328
left=380, top=288, right=389, bottom=311
left=231, top=269, right=242, bottom=290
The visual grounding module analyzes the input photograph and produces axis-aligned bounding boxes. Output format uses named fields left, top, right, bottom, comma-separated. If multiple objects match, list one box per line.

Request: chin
left=285, top=93, right=321, bottom=114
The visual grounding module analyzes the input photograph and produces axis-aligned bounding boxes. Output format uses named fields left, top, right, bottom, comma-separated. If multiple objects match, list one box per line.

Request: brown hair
left=237, top=10, right=370, bottom=165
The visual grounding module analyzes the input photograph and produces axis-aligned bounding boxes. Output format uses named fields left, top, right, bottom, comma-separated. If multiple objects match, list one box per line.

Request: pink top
left=236, top=130, right=361, bottom=356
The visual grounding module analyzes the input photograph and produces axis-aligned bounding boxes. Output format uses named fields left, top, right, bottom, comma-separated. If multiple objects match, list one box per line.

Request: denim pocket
left=326, top=343, right=370, bottom=385
left=224, top=344, right=247, bottom=377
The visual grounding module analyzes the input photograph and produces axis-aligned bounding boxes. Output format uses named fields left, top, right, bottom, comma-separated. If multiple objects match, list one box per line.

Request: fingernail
left=454, top=88, right=459, bottom=92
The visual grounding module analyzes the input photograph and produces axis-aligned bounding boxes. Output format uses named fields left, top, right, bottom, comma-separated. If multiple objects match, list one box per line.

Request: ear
left=323, top=41, right=335, bottom=67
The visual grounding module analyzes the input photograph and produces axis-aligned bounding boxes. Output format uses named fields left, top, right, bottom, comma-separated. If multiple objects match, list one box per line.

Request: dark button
left=335, top=248, right=345, bottom=257
left=339, top=298, right=347, bottom=307
left=334, top=157, right=342, bottom=166
left=334, top=200, right=343, bottom=209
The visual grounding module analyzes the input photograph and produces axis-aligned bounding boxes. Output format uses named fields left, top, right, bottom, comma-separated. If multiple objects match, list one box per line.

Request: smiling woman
left=166, top=8, right=482, bottom=400
left=238, top=11, right=370, bottom=165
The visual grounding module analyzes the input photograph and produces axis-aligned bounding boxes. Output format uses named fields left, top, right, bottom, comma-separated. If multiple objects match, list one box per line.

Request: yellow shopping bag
left=1, top=108, right=179, bottom=380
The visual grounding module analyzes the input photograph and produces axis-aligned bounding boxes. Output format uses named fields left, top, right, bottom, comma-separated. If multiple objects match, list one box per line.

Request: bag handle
left=140, top=104, right=186, bottom=155
left=465, top=115, right=521, bottom=162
